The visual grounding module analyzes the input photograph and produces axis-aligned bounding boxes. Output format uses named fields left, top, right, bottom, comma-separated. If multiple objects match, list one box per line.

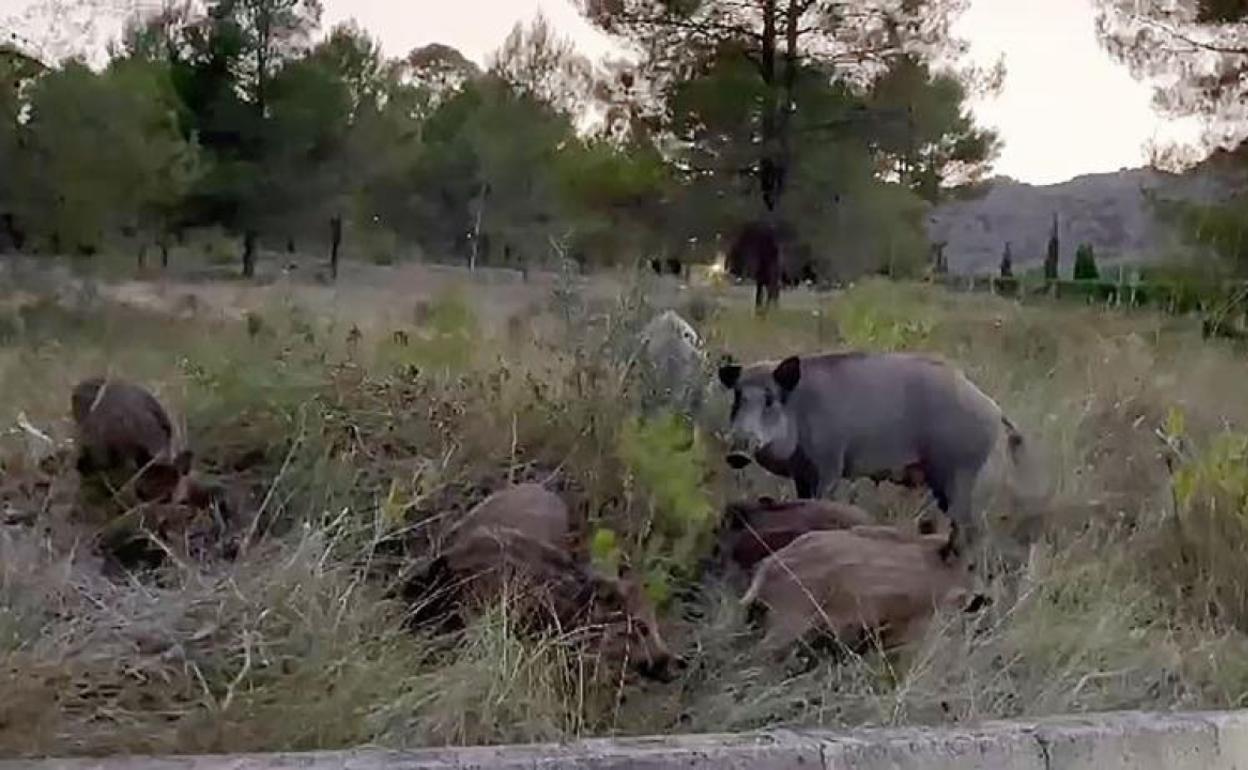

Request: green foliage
left=582, top=1, right=992, bottom=280
left=1074, top=243, right=1100, bottom=281
left=15, top=60, right=197, bottom=253
left=836, top=280, right=934, bottom=350
left=554, top=138, right=671, bottom=266
left=1153, top=194, right=1248, bottom=277
left=589, top=527, right=622, bottom=575
left=1162, top=410, right=1248, bottom=630
left=2, top=0, right=982, bottom=285
left=377, top=287, right=479, bottom=373
left=865, top=54, right=1000, bottom=201
left=359, top=227, right=399, bottom=265
left=615, top=412, right=715, bottom=605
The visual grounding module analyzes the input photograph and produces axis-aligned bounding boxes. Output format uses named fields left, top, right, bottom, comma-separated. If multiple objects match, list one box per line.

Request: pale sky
left=2, top=0, right=1209, bottom=184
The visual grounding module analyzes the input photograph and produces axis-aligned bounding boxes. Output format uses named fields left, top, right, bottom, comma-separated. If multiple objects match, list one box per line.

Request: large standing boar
left=718, top=352, right=1036, bottom=552
left=71, top=376, right=193, bottom=502
left=727, top=220, right=782, bottom=312
left=720, top=496, right=873, bottom=572
left=410, top=484, right=681, bottom=682
left=742, top=524, right=985, bottom=653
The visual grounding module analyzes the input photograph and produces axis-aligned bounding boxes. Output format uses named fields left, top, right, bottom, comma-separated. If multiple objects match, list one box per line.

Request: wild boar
left=720, top=496, right=874, bottom=572
left=449, top=482, right=570, bottom=550
left=409, top=483, right=681, bottom=682
left=742, top=523, right=986, bottom=654
left=718, top=352, right=1037, bottom=554
left=71, top=376, right=193, bottom=502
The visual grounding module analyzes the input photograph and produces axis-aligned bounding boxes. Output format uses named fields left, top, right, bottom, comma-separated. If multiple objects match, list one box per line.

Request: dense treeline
left=0, top=0, right=998, bottom=281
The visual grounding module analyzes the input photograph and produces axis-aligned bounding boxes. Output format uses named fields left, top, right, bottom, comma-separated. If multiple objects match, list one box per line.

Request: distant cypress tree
left=1074, top=243, right=1099, bottom=280
left=1044, top=214, right=1060, bottom=280
left=999, top=241, right=1013, bottom=278
left=931, top=241, right=949, bottom=275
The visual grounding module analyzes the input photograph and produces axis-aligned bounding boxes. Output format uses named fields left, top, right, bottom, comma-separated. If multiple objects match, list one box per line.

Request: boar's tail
left=740, top=566, right=766, bottom=608
left=1000, top=414, right=1025, bottom=462
left=999, top=413, right=1047, bottom=504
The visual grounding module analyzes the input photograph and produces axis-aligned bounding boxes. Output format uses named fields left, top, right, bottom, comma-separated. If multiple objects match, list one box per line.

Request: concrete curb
left=3, top=709, right=1248, bottom=770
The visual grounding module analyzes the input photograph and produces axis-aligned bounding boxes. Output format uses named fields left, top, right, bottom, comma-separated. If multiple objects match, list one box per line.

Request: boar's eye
left=764, top=392, right=775, bottom=408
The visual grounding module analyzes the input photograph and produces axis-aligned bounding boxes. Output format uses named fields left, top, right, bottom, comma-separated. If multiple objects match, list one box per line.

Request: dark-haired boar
left=71, top=376, right=193, bottom=503
left=720, top=496, right=874, bottom=572
left=411, top=483, right=681, bottom=682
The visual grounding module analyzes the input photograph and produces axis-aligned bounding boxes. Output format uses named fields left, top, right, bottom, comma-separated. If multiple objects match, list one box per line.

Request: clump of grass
left=0, top=521, right=417, bottom=757
left=369, top=603, right=623, bottom=747
left=835, top=279, right=934, bottom=351
left=376, top=287, right=480, bottom=373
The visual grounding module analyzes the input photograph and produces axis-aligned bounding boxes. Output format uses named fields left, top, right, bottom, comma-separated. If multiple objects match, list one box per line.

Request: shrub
left=1074, top=243, right=1099, bottom=281
left=359, top=227, right=400, bottom=266
left=615, top=412, right=716, bottom=605
left=836, top=281, right=933, bottom=351
left=1162, top=408, right=1248, bottom=629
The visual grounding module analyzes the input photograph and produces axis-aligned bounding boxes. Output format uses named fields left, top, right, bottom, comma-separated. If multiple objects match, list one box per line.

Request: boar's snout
left=637, top=652, right=687, bottom=683
left=725, top=451, right=753, bottom=470
left=964, top=593, right=991, bottom=614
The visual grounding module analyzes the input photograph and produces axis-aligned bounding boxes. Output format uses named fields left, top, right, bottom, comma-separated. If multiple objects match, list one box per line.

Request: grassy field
left=3, top=261, right=1248, bottom=758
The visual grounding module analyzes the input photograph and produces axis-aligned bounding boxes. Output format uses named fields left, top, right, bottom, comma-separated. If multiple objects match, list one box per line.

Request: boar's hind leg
left=930, top=467, right=979, bottom=553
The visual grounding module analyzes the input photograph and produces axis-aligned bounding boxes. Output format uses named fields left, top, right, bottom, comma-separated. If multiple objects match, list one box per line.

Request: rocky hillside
left=928, top=148, right=1248, bottom=276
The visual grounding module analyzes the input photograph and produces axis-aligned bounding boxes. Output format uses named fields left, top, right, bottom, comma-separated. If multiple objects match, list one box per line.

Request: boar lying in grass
left=409, top=483, right=682, bottom=682
left=719, top=496, right=874, bottom=572
left=743, top=523, right=987, bottom=655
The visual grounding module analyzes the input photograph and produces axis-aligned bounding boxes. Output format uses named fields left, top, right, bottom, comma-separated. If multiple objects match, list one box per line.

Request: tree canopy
left=1098, top=0, right=1248, bottom=276
left=1098, top=0, right=1248, bottom=148
left=0, top=0, right=996, bottom=282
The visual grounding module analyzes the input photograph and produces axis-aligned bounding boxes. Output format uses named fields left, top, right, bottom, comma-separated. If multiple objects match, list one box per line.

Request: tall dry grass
left=3, top=269, right=1248, bottom=757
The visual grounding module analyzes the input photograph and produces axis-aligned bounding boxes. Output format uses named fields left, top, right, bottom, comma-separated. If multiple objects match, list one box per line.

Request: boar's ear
left=938, top=521, right=960, bottom=564
left=773, top=356, right=801, bottom=393
left=717, top=363, right=742, bottom=389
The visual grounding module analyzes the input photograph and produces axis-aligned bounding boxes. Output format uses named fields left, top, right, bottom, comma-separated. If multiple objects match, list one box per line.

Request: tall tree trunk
left=242, top=230, right=257, bottom=279
left=470, top=181, right=487, bottom=272
left=160, top=237, right=170, bottom=269
left=759, top=0, right=779, bottom=213
left=778, top=0, right=804, bottom=206
left=137, top=242, right=147, bottom=270
left=329, top=214, right=342, bottom=281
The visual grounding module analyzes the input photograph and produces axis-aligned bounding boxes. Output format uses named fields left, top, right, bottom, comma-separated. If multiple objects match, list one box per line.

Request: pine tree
left=999, top=241, right=1013, bottom=278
